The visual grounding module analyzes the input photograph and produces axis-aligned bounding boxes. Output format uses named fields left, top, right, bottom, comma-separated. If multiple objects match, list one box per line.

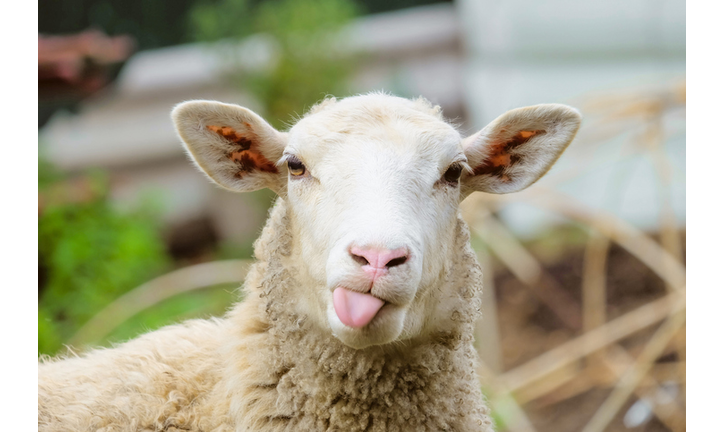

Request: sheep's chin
left=327, top=303, right=407, bottom=349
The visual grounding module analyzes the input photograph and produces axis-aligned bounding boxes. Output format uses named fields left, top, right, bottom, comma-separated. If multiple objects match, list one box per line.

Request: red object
left=38, top=29, right=135, bottom=99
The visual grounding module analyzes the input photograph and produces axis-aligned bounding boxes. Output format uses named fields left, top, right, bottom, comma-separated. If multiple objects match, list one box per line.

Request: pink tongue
left=333, top=287, right=385, bottom=328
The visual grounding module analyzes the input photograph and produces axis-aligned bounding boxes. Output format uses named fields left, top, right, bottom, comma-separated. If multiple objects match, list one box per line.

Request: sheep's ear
left=172, top=100, right=287, bottom=194
left=461, top=104, right=581, bottom=195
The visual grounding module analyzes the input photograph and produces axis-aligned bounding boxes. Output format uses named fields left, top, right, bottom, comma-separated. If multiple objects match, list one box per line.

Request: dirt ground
left=492, top=231, right=685, bottom=432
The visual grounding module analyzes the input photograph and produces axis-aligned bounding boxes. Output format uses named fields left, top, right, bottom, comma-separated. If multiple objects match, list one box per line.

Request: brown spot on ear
left=504, top=129, right=545, bottom=151
left=207, top=125, right=253, bottom=150
left=472, top=129, right=545, bottom=177
left=208, top=125, right=279, bottom=175
left=230, top=151, right=278, bottom=175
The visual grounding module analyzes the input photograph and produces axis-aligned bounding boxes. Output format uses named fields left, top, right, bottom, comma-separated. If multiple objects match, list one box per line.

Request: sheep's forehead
left=288, top=96, right=463, bottom=168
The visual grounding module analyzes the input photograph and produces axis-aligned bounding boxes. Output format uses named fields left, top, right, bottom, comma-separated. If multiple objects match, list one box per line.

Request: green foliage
left=38, top=165, right=171, bottom=356
left=38, top=157, right=64, bottom=190
left=189, top=0, right=360, bottom=128
left=188, top=0, right=253, bottom=43
left=104, top=284, right=239, bottom=345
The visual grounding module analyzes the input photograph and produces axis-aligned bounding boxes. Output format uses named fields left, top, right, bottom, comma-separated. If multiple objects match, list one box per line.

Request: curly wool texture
left=39, top=199, right=494, bottom=431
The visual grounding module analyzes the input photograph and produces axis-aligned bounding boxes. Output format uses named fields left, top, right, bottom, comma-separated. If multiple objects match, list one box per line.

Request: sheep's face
left=283, top=98, right=467, bottom=348
left=173, top=94, right=581, bottom=349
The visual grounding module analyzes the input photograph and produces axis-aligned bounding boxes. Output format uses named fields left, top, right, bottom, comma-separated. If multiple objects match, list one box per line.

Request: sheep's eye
left=443, top=164, right=463, bottom=184
left=287, top=156, right=306, bottom=177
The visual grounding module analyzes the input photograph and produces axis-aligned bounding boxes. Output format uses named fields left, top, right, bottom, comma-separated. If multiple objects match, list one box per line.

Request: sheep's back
left=38, top=318, right=233, bottom=432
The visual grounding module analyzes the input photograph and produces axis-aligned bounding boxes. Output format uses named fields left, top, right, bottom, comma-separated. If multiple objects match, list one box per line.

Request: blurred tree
left=38, top=0, right=449, bottom=51
left=361, top=0, right=450, bottom=14
left=38, top=0, right=450, bottom=127
left=39, top=0, right=199, bottom=50
left=189, top=0, right=360, bottom=128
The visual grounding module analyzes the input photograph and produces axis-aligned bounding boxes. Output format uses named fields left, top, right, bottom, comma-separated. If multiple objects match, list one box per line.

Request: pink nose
left=349, top=246, right=409, bottom=270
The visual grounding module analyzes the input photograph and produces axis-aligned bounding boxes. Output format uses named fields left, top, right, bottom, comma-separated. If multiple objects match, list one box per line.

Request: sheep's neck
left=226, top=198, right=492, bottom=431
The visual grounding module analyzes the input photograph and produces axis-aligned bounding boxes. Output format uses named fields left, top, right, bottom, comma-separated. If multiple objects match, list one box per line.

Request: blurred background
left=38, top=0, right=685, bottom=431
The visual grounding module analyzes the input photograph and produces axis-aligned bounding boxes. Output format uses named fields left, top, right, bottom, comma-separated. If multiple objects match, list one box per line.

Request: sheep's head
left=173, top=94, right=581, bottom=349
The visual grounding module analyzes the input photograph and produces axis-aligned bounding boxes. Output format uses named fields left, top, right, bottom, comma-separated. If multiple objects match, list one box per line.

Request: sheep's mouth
left=333, top=287, right=386, bottom=328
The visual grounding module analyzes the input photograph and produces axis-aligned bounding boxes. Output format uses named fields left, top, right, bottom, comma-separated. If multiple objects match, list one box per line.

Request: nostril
left=380, top=247, right=409, bottom=269
left=386, top=256, right=408, bottom=268
left=350, top=245, right=409, bottom=270
left=350, top=253, right=370, bottom=266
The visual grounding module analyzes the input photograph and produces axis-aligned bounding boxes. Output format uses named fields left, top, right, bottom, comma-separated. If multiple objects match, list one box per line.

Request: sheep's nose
left=349, top=246, right=409, bottom=269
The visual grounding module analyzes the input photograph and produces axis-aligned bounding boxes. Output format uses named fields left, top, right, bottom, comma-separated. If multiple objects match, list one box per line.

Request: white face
left=281, top=99, right=467, bottom=348
left=173, top=93, right=581, bottom=350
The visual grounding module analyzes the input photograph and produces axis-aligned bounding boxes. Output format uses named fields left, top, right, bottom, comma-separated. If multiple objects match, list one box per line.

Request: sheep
left=38, top=93, right=581, bottom=431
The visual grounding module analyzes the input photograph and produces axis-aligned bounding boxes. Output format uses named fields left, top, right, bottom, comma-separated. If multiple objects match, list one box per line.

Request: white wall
left=457, top=0, right=686, bottom=237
